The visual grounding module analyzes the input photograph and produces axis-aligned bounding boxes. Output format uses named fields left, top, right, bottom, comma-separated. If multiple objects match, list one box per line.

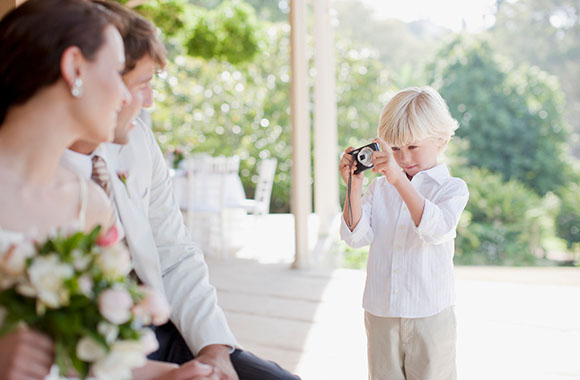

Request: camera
left=350, top=142, right=380, bottom=174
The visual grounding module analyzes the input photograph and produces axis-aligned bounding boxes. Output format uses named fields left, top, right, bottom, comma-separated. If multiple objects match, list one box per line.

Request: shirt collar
left=413, top=162, right=450, bottom=185
left=61, top=149, right=95, bottom=180
left=60, top=145, right=111, bottom=179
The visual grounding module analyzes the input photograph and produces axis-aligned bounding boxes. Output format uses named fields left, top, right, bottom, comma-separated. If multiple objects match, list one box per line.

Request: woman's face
left=74, top=25, right=131, bottom=144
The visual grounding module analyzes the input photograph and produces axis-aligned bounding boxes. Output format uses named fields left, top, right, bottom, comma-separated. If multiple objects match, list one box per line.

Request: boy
left=340, top=86, right=469, bottom=380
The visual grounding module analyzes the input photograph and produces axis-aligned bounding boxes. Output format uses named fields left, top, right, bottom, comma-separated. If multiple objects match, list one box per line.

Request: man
left=61, top=2, right=299, bottom=380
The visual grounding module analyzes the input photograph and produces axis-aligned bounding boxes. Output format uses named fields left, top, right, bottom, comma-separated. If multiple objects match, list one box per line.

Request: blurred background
left=118, top=0, right=580, bottom=266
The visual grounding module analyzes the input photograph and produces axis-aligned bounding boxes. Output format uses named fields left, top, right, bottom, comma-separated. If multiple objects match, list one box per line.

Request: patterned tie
left=91, top=155, right=112, bottom=197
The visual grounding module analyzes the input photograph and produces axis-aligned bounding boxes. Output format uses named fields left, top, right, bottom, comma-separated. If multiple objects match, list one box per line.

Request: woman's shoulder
left=57, top=166, right=115, bottom=233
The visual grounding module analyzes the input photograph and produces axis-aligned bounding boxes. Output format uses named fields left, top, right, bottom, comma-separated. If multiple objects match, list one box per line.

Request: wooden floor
left=206, top=256, right=580, bottom=380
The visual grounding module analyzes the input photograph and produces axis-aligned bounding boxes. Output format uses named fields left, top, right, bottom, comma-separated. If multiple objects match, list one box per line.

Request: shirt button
left=394, top=268, right=400, bottom=274
left=395, top=244, right=402, bottom=250
left=399, top=225, right=405, bottom=231
left=393, top=289, right=399, bottom=295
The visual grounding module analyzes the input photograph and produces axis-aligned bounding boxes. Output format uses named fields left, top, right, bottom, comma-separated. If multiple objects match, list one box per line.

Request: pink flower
left=136, top=287, right=171, bottom=326
left=117, top=170, right=129, bottom=185
left=97, top=225, right=119, bottom=247
left=139, top=328, right=159, bottom=354
left=117, top=171, right=131, bottom=198
left=98, top=288, right=134, bottom=325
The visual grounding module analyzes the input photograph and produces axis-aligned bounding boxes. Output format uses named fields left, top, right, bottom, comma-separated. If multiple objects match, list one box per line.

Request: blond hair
left=377, top=86, right=458, bottom=147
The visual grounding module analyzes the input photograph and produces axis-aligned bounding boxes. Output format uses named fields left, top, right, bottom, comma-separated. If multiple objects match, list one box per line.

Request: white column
left=313, top=0, right=339, bottom=236
left=290, top=0, right=311, bottom=269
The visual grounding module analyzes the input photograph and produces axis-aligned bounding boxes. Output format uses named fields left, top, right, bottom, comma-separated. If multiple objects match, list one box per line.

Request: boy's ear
left=438, top=138, right=450, bottom=153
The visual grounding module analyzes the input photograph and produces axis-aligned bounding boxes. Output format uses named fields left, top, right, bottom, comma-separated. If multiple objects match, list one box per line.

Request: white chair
left=183, top=155, right=241, bottom=258
left=238, top=158, right=277, bottom=215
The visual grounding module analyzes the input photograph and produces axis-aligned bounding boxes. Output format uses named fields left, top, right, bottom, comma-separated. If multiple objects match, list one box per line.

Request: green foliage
left=152, top=24, right=393, bottom=212
left=556, top=183, right=580, bottom=250
left=427, top=36, right=571, bottom=195
left=342, top=244, right=369, bottom=270
left=114, top=0, right=262, bottom=65
left=489, top=0, right=580, bottom=157
left=454, top=167, right=547, bottom=265
left=333, top=0, right=451, bottom=87
left=186, top=1, right=262, bottom=64
left=152, top=24, right=291, bottom=211
left=133, top=0, right=188, bottom=37
left=189, top=0, right=289, bottom=23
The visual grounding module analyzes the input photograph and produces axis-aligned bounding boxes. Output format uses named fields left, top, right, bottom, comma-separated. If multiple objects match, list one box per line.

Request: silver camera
left=350, top=142, right=379, bottom=174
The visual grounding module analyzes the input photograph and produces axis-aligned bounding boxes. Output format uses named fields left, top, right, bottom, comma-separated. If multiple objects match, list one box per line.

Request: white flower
left=135, top=287, right=171, bottom=326
left=96, top=244, right=132, bottom=280
left=15, top=281, right=37, bottom=297
left=92, top=340, right=147, bottom=380
left=98, top=288, right=133, bottom=325
left=71, top=249, right=91, bottom=271
left=97, top=321, right=119, bottom=344
left=78, top=274, right=94, bottom=297
left=28, top=254, right=74, bottom=308
left=76, top=336, right=107, bottom=362
left=139, top=328, right=159, bottom=355
left=0, top=240, right=35, bottom=276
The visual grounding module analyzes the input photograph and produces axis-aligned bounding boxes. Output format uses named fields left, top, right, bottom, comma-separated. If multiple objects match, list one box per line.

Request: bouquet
left=0, top=226, right=170, bottom=379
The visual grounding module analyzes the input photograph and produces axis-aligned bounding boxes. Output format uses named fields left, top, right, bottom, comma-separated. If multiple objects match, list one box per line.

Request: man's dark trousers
left=148, top=321, right=301, bottom=380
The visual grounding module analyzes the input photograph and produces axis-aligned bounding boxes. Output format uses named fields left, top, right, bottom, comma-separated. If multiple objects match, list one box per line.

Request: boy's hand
left=372, top=138, right=405, bottom=185
left=340, top=147, right=364, bottom=191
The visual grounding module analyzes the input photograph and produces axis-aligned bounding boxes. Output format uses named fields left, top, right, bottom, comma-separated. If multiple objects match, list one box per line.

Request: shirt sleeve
left=340, top=180, right=376, bottom=248
left=413, top=177, right=469, bottom=245
left=143, top=124, right=240, bottom=354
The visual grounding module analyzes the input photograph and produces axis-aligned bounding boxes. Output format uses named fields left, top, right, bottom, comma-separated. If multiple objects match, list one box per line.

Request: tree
left=426, top=35, right=571, bottom=195
left=333, top=0, right=452, bottom=87
left=151, top=23, right=394, bottom=212
left=454, top=167, right=547, bottom=265
left=115, top=0, right=262, bottom=65
left=489, top=0, right=580, bottom=157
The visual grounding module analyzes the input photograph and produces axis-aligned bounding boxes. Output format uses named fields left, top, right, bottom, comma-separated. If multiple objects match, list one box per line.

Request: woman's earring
left=71, top=77, right=83, bottom=98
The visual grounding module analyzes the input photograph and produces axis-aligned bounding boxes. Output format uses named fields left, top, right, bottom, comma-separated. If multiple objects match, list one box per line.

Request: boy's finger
left=373, top=137, right=389, bottom=152
left=345, top=146, right=354, bottom=153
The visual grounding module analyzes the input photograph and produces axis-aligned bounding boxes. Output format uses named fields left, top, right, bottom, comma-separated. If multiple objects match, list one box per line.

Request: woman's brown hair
left=0, top=0, right=120, bottom=125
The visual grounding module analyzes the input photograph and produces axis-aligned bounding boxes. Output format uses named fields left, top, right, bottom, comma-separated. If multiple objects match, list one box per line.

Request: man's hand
left=372, top=138, right=405, bottom=185
left=152, top=361, right=217, bottom=380
left=0, top=327, right=54, bottom=380
left=195, top=344, right=238, bottom=380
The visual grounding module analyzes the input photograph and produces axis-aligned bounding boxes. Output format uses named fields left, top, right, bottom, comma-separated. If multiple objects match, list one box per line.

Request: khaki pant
left=365, top=307, right=457, bottom=380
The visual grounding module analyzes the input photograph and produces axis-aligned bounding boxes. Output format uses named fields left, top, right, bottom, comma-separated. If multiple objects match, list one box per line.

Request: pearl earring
left=71, top=77, right=83, bottom=98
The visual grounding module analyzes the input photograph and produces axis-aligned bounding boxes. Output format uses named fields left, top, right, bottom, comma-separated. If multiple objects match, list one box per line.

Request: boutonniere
left=117, top=170, right=131, bottom=198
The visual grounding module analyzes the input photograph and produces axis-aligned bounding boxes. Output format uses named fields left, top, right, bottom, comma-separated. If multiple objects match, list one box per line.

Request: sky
left=359, top=0, right=499, bottom=32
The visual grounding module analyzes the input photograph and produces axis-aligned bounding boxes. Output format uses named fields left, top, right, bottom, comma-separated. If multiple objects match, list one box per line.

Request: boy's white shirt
left=340, top=163, right=469, bottom=318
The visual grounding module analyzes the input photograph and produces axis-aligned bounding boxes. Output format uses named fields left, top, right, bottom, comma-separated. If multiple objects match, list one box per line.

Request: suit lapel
left=101, top=144, right=165, bottom=294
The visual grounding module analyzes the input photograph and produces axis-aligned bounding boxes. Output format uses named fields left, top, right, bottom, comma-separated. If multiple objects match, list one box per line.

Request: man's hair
left=377, top=86, right=459, bottom=147
left=92, top=0, right=166, bottom=73
left=0, top=0, right=120, bottom=125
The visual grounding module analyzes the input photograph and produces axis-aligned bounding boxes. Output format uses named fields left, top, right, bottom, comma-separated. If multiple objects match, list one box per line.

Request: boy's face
left=389, top=137, right=445, bottom=178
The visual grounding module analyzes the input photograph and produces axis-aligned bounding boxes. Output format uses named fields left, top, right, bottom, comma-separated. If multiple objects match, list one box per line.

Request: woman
left=0, top=1, right=214, bottom=379
left=0, top=1, right=127, bottom=378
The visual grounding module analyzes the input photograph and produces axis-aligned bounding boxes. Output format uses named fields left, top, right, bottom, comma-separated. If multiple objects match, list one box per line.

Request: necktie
left=91, top=155, right=112, bottom=197
left=91, top=155, right=141, bottom=283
